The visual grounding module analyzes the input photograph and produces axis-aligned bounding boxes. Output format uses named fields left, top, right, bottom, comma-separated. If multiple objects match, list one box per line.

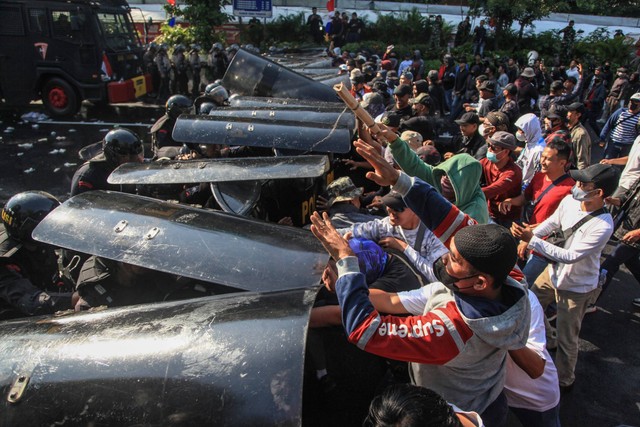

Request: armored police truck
left=0, top=0, right=151, bottom=117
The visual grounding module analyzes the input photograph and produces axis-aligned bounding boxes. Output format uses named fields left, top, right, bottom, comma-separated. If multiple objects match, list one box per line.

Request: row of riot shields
left=108, top=48, right=355, bottom=226
left=0, top=50, right=389, bottom=425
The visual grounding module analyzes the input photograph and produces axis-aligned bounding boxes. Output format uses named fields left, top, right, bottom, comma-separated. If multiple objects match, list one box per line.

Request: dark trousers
left=481, top=391, right=508, bottom=427
left=601, top=241, right=640, bottom=298
left=604, top=142, right=632, bottom=160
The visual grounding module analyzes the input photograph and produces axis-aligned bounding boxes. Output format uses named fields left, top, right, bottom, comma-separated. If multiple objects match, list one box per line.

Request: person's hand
left=342, top=158, right=360, bottom=170
left=622, top=229, right=640, bottom=244
left=343, top=231, right=353, bottom=240
left=600, top=158, right=612, bottom=165
left=517, top=240, right=529, bottom=260
left=310, top=211, right=354, bottom=261
left=443, top=152, right=454, bottom=160
left=605, top=196, right=621, bottom=207
left=371, top=123, right=398, bottom=146
left=277, top=216, right=293, bottom=226
left=378, top=236, right=407, bottom=251
left=316, top=195, right=330, bottom=211
left=322, top=264, right=338, bottom=292
left=499, top=199, right=513, bottom=215
left=354, top=139, right=400, bottom=187
left=423, top=139, right=435, bottom=146
left=511, top=222, right=534, bottom=242
left=367, top=195, right=384, bottom=210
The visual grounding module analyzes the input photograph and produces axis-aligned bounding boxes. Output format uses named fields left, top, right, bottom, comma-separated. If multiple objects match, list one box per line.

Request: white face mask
left=516, top=131, right=526, bottom=142
left=478, top=124, right=486, bottom=137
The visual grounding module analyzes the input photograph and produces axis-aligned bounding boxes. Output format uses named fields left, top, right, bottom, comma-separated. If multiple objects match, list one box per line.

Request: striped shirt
left=611, top=110, right=640, bottom=145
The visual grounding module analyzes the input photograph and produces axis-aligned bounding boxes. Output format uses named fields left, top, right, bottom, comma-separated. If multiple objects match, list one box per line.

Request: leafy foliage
left=164, top=0, right=232, bottom=48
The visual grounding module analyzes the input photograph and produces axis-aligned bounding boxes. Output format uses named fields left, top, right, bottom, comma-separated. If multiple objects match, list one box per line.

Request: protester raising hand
left=310, top=211, right=354, bottom=261
left=353, top=139, right=400, bottom=187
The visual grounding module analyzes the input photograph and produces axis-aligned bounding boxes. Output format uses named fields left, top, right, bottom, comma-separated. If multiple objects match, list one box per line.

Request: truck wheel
left=42, top=78, right=80, bottom=117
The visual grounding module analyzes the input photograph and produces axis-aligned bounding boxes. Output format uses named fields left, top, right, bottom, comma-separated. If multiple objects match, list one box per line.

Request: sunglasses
left=487, top=143, right=504, bottom=151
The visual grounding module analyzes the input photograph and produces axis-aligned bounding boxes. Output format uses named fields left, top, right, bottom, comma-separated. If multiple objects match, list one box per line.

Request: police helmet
left=159, top=44, right=168, bottom=52
left=2, top=191, right=60, bottom=242
left=206, top=86, right=229, bottom=106
left=102, top=128, right=144, bottom=164
left=191, top=43, right=201, bottom=51
left=166, top=94, right=193, bottom=119
left=199, top=102, right=216, bottom=115
left=148, top=42, right=158, bottom=50
left=174, top=44, right=185, bottom=52
left=211, top=42, right=223, bottom=52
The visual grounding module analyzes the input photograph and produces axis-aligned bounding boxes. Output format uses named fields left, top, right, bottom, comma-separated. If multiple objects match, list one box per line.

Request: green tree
left=468, top=0, right=566, bottom=50
left=164, top=0, right=232, bottom=49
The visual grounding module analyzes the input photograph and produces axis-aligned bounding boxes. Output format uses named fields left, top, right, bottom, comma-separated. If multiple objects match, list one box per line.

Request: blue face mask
left=571, top=185, right=597, bottom=201
left=486, top=151, right=499, bottom=163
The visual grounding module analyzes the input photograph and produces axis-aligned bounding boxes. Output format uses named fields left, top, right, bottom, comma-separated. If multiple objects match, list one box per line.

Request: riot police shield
left=31, top=191, right=326, bottom=292
left=172, top=115, right=351, bottom=153
left=204, top=107, right=355, bottom=129
left=0, top=287, right=316, bottom=425
left=229, top=95, right=344, bottom=111
left=221, top=49, right=339, bottom=102
left=107, top=155, right=330, bottom=185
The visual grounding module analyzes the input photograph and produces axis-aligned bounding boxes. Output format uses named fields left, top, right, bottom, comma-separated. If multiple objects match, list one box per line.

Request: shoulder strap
left=532, top=173, right=570, bottom=207
left=613, top=110, right=640, bottom=133
left=562, top=207, right=608, bottom=241
left=413, top=222, right=427, bottom=252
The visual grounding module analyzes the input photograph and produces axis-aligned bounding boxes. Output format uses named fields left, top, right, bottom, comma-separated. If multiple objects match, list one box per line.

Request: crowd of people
left=307, top=29, right=640, bottom=426
left=1, top=26, right=640, bottom=425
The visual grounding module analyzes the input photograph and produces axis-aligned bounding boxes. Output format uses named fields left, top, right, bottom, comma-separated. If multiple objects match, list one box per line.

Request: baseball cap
left=379, top=112, right=402, bottom=128
left=569, top=163, right=621, bottom=197
left=361, top=92, right=384, bottom=109
left=488, top=131, right=517, bottom=151
left=410, top=93, right=431, bottom=107
left=393, top=84, right=412, bottom=97
left=400, top=130, right=423, bottom=149
left=630, top=93, right=640, bottom=102
left=381, top=191, right=407, bottom=212
left=454, top=112, right=480, bottom=126
left=566, top=102, right=585, bottom=114
left=478, top=80, right=497, bottom=93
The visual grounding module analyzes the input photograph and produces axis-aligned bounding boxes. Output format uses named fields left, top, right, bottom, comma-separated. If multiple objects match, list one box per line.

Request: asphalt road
left=0, top=98, right=639, bottom=426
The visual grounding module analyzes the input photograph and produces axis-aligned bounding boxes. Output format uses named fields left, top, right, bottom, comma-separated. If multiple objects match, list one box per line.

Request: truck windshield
left=96, top=12, right=141, bottom=51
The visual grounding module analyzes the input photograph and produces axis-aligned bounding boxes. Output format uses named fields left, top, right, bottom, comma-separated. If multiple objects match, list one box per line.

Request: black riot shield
left=221, top=49, right=339, bottom=102
left=107, top=155, right=330, bottom=185
left=0, top=288, right=316, bottom=426
left=172, top=115, right=351, bottom=154
left=204, top=107, right=355, bottom=129
left=31, top=191, right=326, bottom=293
left=228, top=96, right=346, bottom=111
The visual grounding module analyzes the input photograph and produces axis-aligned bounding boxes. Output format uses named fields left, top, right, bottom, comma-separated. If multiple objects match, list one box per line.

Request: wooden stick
left=333, top=83, right=381, bottom=134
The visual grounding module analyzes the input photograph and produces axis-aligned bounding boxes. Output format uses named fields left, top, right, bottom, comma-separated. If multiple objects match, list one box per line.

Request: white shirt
left=504, top=291, right=560, bottom=411
left=339, top=217, right=448, bottom=280
left=619, top=135, right=640, bottom=190
left=528, top=195, right=613, bottom=292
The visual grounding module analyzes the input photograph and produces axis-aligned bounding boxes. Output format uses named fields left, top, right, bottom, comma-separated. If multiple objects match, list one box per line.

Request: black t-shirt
left=369, top=252, right=424, bottom=293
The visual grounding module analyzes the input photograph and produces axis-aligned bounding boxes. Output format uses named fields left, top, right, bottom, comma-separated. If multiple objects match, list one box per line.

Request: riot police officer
left=150, top=94, right=193, bottom=158
left=208, top=43, right=228, bottom=81
left=143, top=42, right=160, bottom=97
left=154, top=44, right=171, bottom=102
left=0, top=191, right=72, bottom=318
left=194, top=82, right=229, bottom=114
left=189, top=44, right=202, bottom=98
left=172, top=44, right=189, bottom=96
left=71, top=128, right=144, bottom=196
